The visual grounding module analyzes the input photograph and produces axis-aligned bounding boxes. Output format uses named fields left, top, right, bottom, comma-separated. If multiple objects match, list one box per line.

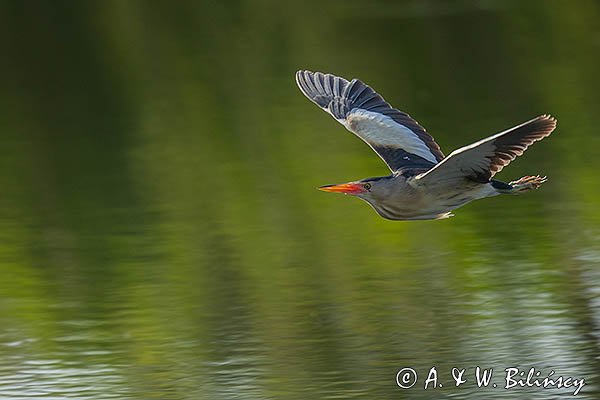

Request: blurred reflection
left=0, top=1, right=599, bottom=398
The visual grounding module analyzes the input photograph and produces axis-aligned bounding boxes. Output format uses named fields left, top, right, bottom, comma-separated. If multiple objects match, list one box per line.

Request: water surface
left=0, top=1, right=599, bottom=399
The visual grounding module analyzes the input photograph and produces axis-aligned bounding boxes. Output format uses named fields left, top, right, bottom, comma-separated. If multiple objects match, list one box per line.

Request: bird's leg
left=508, top=175, right=547, bottom=194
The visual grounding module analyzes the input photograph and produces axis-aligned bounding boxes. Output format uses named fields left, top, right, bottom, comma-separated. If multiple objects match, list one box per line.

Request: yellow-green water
left=0, top=1, right=599, bottom=398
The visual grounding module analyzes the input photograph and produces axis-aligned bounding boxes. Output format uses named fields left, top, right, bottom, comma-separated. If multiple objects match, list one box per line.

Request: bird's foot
left=509, top=175, right=547, bottom=193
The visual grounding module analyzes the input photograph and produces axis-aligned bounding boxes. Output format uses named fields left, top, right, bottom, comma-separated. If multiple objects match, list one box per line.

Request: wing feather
left=296, top=70, right=444, bottom=171
left=416, top=115, right=557, bottom=185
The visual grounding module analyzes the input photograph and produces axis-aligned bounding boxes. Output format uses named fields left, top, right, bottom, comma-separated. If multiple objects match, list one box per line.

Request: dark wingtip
left=538, top=113, right=557, bottom=126
left=536, top=114, right=558, bottom=135
left=296, top=69, right=316, bottom=80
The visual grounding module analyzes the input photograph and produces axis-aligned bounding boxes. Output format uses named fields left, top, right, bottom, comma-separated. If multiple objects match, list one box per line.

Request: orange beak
left=318, top=183, right=366, bottom=195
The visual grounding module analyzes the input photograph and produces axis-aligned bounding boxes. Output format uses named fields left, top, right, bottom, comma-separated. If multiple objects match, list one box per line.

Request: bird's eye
left=363, top=183, right=371, bottom=191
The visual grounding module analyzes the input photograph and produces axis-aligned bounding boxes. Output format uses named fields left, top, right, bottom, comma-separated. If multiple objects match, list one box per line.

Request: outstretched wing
left=415, top=115, right=557, bottom=185
left=296, top=70, right=444, bottom=171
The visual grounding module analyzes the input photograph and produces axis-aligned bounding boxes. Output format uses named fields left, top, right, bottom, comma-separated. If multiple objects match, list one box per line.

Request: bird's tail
left=506, top=175, right=547, bottom=194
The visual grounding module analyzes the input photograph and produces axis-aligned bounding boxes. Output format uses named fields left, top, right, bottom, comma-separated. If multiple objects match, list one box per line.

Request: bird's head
left=318, top=176, right=391, bottom=201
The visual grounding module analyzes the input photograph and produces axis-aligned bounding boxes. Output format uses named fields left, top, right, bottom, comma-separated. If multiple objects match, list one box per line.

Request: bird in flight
left=296, top=70, right=557, bottom=220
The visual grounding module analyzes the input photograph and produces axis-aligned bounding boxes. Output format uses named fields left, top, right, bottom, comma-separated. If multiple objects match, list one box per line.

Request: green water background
left=0, top=1, right=599, bottom=398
